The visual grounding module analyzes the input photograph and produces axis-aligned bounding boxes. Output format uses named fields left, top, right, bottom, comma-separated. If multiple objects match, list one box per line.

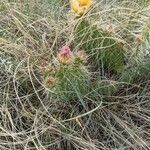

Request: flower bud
left=75, top=50, right=88, bottom=62
left=57, top=46, right=73, bottom=65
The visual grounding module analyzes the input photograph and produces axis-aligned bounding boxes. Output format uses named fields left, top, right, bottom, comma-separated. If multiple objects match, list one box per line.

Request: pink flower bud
left=57, top=46, right=73, bottom=65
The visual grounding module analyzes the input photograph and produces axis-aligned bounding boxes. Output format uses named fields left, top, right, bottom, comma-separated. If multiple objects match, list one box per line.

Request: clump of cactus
left=40, top=46, right=91, bottom=103
left=1, top=0, right=150, bottom=150
left=74, top=20, right=125, bottom=74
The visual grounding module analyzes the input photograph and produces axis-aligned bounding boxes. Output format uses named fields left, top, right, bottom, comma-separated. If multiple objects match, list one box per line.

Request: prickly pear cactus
left=75, top=20, right=125, bottom=73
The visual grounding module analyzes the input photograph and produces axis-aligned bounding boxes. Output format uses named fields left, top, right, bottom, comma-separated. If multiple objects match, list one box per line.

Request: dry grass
left=0, top=0, right=150, bottom=149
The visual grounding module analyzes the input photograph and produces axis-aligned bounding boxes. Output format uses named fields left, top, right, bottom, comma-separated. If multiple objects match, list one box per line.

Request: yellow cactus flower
left=70, top=0, right=85, bottom=16
left=77, top=0, right=92, bottom=6
left=70, top=0, right=92, bottom=16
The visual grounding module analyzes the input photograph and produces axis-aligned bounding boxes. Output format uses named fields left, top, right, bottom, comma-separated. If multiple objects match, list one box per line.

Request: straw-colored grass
left=0, top=0, right=150, bottom=149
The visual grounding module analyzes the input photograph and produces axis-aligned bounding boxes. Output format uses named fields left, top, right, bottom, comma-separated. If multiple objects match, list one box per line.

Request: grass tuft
left=0, top=0, right=150, bottom=149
